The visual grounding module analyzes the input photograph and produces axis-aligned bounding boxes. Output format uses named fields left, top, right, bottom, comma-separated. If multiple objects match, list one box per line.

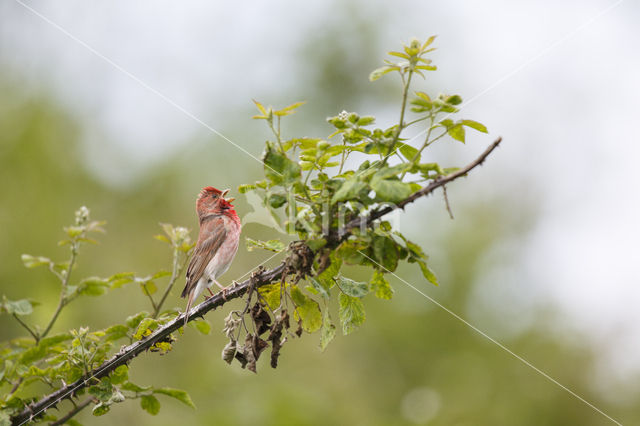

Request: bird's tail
left=183, top=290, right=195, bottom=327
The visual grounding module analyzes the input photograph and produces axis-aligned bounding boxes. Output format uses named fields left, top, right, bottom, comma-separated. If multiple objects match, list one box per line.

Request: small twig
left=442, top=185, right=454, bottom=219
left=12, top=314, right=39, bottom=341
left=41, top=246, right=78, bottom=340
left=49, top=397, right=96, bottom=426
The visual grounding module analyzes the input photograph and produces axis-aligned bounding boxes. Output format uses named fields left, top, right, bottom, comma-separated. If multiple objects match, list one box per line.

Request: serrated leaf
left=336, top=275, right=369, bottom=297
left=290, top=286, right=322, bottom=333
left=339, top=294, right=365, bottom=335
left=371, top=270, right=393, bottom=300
left=140, top=395, right=160, bottom=415
left=263, top=144, right=301, bottom=184
left=133, top=318, right=158, bottom=340
left=154, top=388, right=196, bottom=409
left=320, top=310, right=336, bottom=351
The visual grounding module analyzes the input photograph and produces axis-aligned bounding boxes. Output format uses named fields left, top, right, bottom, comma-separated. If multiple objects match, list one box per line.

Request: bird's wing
left=181, top=215, right=228, bottom=298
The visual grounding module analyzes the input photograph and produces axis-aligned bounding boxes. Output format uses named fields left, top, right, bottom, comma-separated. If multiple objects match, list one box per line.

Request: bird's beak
left=221, top=189, right=234, bottom=203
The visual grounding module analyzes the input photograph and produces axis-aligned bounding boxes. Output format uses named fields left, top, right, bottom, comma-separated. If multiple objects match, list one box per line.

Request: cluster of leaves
left=0, top=209, right=198, bottom=424
left=238, top=37, right=488, bottom=352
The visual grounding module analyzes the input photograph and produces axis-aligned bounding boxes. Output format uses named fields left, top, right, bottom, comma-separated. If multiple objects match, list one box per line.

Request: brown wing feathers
left=181, top=216, right=228, bottom=298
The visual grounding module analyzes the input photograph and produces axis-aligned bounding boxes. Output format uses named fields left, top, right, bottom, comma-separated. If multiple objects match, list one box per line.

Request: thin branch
left=11, top=137, right=501, bottom=426
left=442, top=185, right=454, bottom=219
left=12, top=314, right=39, bottom=341
left=41, top=247, right=78, bottom=340
left=49, top=397, right=96, bottom=426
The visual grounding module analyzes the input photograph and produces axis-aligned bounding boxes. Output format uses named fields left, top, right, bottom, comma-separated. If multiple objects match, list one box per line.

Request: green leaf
left=263, top=144, right=301, bottom=184
left=121, top=381, right=149, bottom=393
left=140, top=395, right=161, bottom=415
left=268, top=193, right=287, bottom=208
left=154, top=388, right=196, bottom=409
left=79, top=278, right=110, bottom=297
left=316, top=254, right=341, bottom=289
left=417, top=260, right=438, bottom=286
left=1, top=298, right=34, bottom=316
left=371, top=270, right=393, bottom=299
left=308, top=277, right=330, bottom=299
left=92, top=403, right=110, bottom=416
left=331, top=179, right=367, bottom=203
left=373, top=236, right=399, bottom=272
left=189, top=319, right=211, bottom=335
left=88, top=378, right=113, bottom=403
left=338, top=294, right=366, bottom=335
left=398, top=143, right=420, bottom=162
left=20, top=254, right=52, bottom=269
left=245, top=238, right=285, bottom=253
left=290, top=286, right=322, bottom=333
left=461, top=119, right=488, bottom=133
left=336, top=275, right=369, bottom=297
left=448, top=124, right=465, bottom=143
left=306, top=238, right=327, bottom=251
left=110, top=365, right=128, bottom=385
left=139, top=280, right=157, bottom=297
left=273, top=101, right=306, bottom=116
left=370, top=178, right=413, bottom=203
left=320, top=310, right=336, bottom=351
left=133, top=318, right=158, bottom=340
left=238, top=183, right=257, bottom=193
left=369, top=65, right=396, bottom=81
left=126, top=311, right=149, bottom=329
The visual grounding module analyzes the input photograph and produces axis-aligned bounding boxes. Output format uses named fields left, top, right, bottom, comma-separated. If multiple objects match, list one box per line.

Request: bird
left=181, top=186, right=241, bottom=325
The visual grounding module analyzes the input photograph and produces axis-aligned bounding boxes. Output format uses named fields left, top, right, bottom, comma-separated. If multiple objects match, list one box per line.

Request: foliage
left=0, top=208, right=196, bottom=423
left=236, top=36, right=486, bottom=356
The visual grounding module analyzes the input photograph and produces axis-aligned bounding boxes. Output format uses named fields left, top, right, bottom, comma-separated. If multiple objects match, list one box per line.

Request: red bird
left=182, top=187, right=241, bottom=324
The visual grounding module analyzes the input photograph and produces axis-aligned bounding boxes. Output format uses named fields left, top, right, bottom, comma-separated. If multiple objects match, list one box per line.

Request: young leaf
left=140, top=394, right=161, bottom=415
left=461, top=119, right=488, bottom=133
left=20, top=254, right=52, bottom=269
left=371, top=270, right=394, bottom=300
left=336, top=275, right=369, bottom=297
left=1, top=298, right=34, bottom=316
left=416, top=260, right=438, bottom=286
left=189, top=319, right=211, bottom=335
left=373, top=236, right=399, bottom=272
left=154, top=388, right=196, bottom=409
left=290, top=286, right=322, bottom=333
left=110, top=365, right=129, bottom=385
left=320, top=310, right=336, bottom=351
left=448, top=124, right=465, bottom=143
left=339, top=294, right=366, bottom=335
left=331, top=179, right=367, bottom=203
left=370, top=177, right=413, bottom=203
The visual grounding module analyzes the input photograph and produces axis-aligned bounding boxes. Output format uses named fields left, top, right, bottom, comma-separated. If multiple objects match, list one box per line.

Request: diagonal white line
left=12, top=0, right=282, bottom=176
left=232, top=249, right=284, bottom=282
left=404, top=0, right=624, bottom=146
left=358, top=251, right=622, bottom=425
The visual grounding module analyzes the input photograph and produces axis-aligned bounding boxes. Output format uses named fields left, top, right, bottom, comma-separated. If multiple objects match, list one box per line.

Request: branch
left=11, top=138, right=501, bottom=425
left=48, top=397, right=96, bottom=426
left=344, top=137, right=502, bottom=232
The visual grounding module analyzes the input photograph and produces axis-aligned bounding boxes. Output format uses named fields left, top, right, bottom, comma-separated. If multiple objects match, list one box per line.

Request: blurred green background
left=2, top=0, right=640, bottom=424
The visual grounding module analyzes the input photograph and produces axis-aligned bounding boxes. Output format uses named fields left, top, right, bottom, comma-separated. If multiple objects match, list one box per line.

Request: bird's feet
left=204, top=288, right=215, bottom=300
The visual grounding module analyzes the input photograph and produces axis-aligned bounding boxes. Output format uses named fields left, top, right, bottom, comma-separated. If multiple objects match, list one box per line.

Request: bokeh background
left=1, top=0, right=639, bottom=424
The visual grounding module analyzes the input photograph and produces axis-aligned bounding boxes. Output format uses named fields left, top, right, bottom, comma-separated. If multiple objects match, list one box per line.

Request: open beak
left=221, top=189, right=234, bottom=203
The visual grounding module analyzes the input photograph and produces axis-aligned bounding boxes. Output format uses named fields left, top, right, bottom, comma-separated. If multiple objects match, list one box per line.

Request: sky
left=1, top=0, right=639, bottom=398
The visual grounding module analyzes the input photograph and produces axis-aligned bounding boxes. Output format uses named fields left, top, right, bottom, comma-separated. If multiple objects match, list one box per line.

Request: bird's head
left=196, top=186, right=236, bottom=217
